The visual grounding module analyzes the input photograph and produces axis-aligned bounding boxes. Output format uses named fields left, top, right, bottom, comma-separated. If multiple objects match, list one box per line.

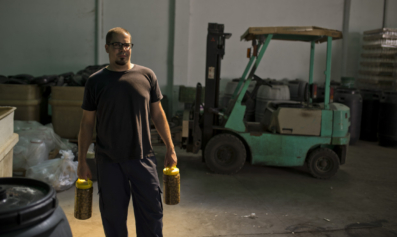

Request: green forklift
left=181, top=23, right=350, bottom=179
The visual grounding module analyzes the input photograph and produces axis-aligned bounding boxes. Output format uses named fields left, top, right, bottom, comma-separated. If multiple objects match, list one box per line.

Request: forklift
left=181, top=23, right=350, bottom=179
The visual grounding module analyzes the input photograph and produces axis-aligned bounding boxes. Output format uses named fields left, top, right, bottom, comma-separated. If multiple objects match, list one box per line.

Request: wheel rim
left=314, top=156, right=333, bottom=173
left=215, top=145, right=236, bottom=166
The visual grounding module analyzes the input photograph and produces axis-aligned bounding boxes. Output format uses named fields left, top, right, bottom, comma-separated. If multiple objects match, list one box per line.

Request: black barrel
left=378, top=91, right=397, bottom=147
left=0, top=178, right=72, bottom=237
left=313, top=86, right=325, bottom=103
left=334, top=88, right=363, bottom=145
left=244, top=77, right=269, bottom=122
left=360, top=89, right=382, bottom=141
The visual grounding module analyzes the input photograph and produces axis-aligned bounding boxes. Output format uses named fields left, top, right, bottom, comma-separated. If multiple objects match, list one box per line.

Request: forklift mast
left=202, top=23, right=231, bottom=149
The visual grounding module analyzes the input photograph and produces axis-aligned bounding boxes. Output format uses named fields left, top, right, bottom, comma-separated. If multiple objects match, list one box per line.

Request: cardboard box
left=49, top=87, right=96, bottom=139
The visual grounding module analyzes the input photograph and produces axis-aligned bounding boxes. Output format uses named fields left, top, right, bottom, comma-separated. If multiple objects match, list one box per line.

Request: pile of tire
left=1, top=64, right=108, bottom=87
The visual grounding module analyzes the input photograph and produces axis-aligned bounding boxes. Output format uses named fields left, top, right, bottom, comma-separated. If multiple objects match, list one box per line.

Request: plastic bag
left=14, top=121, right=77, bottom=152
left=25, top=150, right=78, bottom=191
left=14, top=121, right=78, bottom=169
left=86, top=143, right=95, bottom=159
left=14, top=120, right=42, bottom=132
left=88, top=143, right=94, bottom=153
left=25, top=139, right=49, bottom=168
left=33, top=126, right=56, bottom=151
left=12, top=145, right=28, bottom=170
left=45, top=124, right=78, bottom=153
left=15, top=136, right=30, bottom=149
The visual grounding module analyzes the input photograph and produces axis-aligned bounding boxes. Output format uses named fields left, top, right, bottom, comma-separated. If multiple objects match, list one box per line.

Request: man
left=77, top=27, right=177, bottom=237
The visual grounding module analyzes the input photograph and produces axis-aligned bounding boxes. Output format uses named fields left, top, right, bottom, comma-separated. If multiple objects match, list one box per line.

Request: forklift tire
left=307, top=148, right=340, bottom=179
left=204, top=134, right=246, bottom=174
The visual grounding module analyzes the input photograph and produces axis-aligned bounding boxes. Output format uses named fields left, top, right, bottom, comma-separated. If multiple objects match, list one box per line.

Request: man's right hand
left=77, top=161, right=92, bottom=180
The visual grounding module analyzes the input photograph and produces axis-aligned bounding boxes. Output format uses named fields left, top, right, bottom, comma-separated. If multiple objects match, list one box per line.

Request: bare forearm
left=152, top=111, right=174, bottom=150
left=78, top=123, right=94, bottom=163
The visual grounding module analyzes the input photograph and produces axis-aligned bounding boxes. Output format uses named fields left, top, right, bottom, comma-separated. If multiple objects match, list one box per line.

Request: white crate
left=0, top=133, right=19, bottom=177
left=0, top=107, right=16, bottom=147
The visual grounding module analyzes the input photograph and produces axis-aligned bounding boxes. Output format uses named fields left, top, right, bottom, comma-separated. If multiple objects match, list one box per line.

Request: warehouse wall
left=385, top=0, right=397, bottom=28
left=0, top=0, right=96, bottom=77
left=173, top=0, right=190, bottom=86
left=1, top=0, right=395, bottom=117
left=0, top=0, right=173, bottom=89
left=0, top=0, right=174, bottom=115
left=344, top=0, right=384, bottom=78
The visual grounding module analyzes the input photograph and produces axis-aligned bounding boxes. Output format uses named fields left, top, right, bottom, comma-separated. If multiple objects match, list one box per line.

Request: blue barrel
left=378, top=91, right=397, bottom=147
left=221, top=79, right=256, bottom=109
left=360, top=89, right=382, bottom=141
left=244, top=78, right=274, bottom=122
left=255, top=84, right=290, bottom=122
left=0, top=178, right=72, bottom=237
left=334, top=88, right=363, bottom=145
left=220, top=80, right=239, bottom=109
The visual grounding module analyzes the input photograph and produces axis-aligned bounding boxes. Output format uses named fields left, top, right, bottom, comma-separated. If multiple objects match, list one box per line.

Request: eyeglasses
left=108, top=42, right=133, bottom=50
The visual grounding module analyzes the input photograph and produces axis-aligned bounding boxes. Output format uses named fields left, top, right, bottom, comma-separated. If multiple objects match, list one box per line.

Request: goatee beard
left=115, top=60, right=127, bottom=66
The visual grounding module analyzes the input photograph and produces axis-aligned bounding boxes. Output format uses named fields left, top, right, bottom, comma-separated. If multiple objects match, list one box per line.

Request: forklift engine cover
left=331, top=103, right=351, bottom=144
left=264, top=105, right=322, bottom=136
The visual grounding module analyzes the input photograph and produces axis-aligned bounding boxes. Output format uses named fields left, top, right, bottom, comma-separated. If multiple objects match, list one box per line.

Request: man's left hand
left=164, top=148, right=177, bottom=168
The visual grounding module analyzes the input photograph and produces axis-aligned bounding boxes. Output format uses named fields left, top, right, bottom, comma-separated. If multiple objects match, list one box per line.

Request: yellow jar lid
left=76, top=179, right=93, bottom=189
left=86, top=152, right=95, bottom=159
left=163, top=167, right=179, bottom=176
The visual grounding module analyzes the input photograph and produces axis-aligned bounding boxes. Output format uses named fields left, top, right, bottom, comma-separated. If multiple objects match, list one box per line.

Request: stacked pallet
left=357, top=28, right=397, bottom=91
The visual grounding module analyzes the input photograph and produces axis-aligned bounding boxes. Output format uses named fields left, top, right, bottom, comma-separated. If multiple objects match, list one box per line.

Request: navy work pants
left=96, top=156, right=163, bottom=237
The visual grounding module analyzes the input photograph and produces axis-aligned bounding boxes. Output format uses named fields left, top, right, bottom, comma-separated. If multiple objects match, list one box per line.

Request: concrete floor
left=57, top=140, right=397, bottom=237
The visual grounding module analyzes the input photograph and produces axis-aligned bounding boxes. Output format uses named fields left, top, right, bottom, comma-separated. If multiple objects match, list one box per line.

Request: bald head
left=106, top=27, right=131, bottom=45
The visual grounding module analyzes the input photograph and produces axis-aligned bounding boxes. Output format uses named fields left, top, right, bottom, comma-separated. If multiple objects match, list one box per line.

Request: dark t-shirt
left=81, top=64, right=163, bottom=163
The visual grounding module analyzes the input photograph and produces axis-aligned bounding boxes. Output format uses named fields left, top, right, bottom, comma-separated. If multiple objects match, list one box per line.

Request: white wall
left=385, top=0, right=397, bottom=28
left=185, top=0, right=344, bottom=86
left=173, top=0, right=191, bottom=114
left=344, top=0, right=384, bottom=78
left=0, top=0, right=172, bottom=90
left=0, top=0, right=96, bottom=76
left=174, top=0, right=190, bottom=86
left=1, top=0, right=394, bottom=116
left=0, top=0, right=173, bottom=117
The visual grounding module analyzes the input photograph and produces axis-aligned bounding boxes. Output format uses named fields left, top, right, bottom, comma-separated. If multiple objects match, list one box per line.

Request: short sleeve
left=81, top=78, right=97, bottom=111
left=150, top=72, right=163, bottom=103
